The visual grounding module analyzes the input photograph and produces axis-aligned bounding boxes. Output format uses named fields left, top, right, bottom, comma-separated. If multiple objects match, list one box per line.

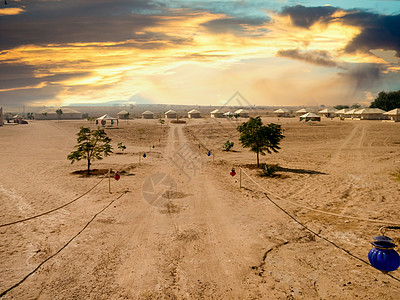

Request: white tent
left=344, top=109, right=359, bottom=119
left=318, top=108, right=337, bottom=118
left=142, top=110, right=154, bottom=119
left=165, top=109, right=177, bottom=119
left=299, top=112, right=321, bottom=122
left=35, top=107, right=82, bottom=120
left=296, top=108, right=308, bottom=115
left=274, top=108, right=291, bottom=114
left=384, top=108, right=400, bottom=122
left=210, top=109, right=223, bottom=118
left=354, top=108, right=386, bottom=120
left=117, top=110, right=130, bottom=119
left=335, top=108, right=348, bottom=117
left=188, top=109, right=201, bottom=118
left=96, top=114, right=118, bottom=126
left=223, top=111, right=235, bottom=117
left=234, top=109, right=249, bottom=117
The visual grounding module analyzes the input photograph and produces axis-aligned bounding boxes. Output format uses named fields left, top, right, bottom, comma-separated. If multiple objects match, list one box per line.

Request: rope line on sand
left=240, top=167, right=400, bottom=226
left=239, top=167, right=400, bottom=283
left=0, top=191, right=128, bottom=298
left=0, top=176, right=106, bottom=228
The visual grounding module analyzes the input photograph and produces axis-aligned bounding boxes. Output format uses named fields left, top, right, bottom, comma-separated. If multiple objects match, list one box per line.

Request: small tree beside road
left=67, top=127, right=113, bottom=175
left=56, top=109, right=63, bottom=121
left=237, top=116, right=284, bottom=167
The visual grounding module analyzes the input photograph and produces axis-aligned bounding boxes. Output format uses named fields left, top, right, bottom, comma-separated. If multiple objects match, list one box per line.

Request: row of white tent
left=139, top=108, right=250, bottom=119
left=275, top=107, right=400, bottom=121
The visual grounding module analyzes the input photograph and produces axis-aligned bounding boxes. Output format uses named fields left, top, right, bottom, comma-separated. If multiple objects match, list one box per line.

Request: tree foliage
left=67, top=127, right=113, bottom=174
left=237, top=117, right=284, bottom=167
left=56, top=109, right=63, bottom=120
left=370, top=90, right=400, bottom=111
left=223, top=140, right=234, bottom=151
left=117, top=142, right=126, bottom=151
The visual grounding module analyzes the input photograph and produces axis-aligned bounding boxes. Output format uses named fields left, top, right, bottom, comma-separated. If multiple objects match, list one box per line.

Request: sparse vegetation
left=237, top=116, right=285, bottom=167
left=223, top=140, right=234, bottom=151
left=117, top=142, right=126, bottom=152
left=56, top=109, right=63, bottom=121
left=259, top=164, right=279, bottom=177
left=67, top=127, right=113, bottom=175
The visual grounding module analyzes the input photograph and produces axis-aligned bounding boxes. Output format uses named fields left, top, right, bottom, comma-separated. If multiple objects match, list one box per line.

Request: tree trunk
left=87, top=159, right=91, bottom=175
left=256, top=149, right=259, bottom=168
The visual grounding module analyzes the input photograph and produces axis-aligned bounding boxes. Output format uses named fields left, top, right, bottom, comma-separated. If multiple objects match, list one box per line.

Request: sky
left=0, top=0, right=400, bottom=108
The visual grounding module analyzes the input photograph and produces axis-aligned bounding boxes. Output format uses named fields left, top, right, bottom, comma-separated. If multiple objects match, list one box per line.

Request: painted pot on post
left=368, top=236, right=400, bottom=272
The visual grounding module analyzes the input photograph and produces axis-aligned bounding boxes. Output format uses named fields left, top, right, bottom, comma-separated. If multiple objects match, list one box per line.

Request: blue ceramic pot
left=368, top=241, right=400, bottom=272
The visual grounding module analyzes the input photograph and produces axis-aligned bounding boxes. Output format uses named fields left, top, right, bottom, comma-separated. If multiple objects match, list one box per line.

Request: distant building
left=335, top=109, right=348, bottom=118
left=117, top=110, right=130, bottom=119
left=355, top=108, right=386, bottom=120
left=383, top=108, right=400, bottom=122
left=223, top=111, right=235, bottom=118
left=142, top=110, right=154, bottom=119
left=210, top=109, right=223, bottom=118
left=296, top=108, right=308, bottom=115
left=188, top=109, right=201, bottom=118
left=165, top=110, right=177, bottom=119
left=299, top=112, right=320, bottom=122
left=234, top=109, right=249, bottom=118
left=273, top=108, right=291, bottom=117
left=318, top=108, right=337, bottom=118
left=35, top=108, right=82, bottom=120
left=96, top=114, right=118, bottom=127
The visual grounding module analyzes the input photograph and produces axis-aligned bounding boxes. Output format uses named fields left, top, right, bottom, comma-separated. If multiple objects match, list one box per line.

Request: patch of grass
left=259, top=164, right=279, bottom=177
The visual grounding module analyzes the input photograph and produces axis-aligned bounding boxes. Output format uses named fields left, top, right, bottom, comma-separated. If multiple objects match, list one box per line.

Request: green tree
left=237, top=116, right=284, bottom=167
left=56, top=109, right=63, bottom=121
left=67, top=127, right=113, bottom=175
left=223, top=140, right=234, bottom=151
left=370, top=90, right=400, bottom=111
left=334, top=105, right=350, bottom=110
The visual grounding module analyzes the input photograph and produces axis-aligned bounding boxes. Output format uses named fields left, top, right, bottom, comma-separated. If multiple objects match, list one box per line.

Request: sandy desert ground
left=1, top=116, right=400, bottom=299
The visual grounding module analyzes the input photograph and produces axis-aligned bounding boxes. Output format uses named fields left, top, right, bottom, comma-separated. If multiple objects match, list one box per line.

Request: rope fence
left=239, top=167, right=400, bottom=226
left=238, top=166, right=400, bottom=283
left=0, top=175, right=106, bottom=228
left=0, top=190, right=128, bottom=298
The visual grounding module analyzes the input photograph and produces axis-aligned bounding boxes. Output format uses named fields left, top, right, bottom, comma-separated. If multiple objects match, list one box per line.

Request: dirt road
left=1, top=120, right=400, bottom=299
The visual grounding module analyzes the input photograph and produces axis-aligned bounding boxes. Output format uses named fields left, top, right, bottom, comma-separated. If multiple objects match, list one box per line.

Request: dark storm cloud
left=0, top=84, right=63, bottom=107
left=201, top=16, right=269, bottom=35
left=276, top=48, right=337, bottom=67
left=280, top=5, right=339, bottom=29
left=341, top=12, right=400, bottom=57
left=0, top=63, right=91, bottom=90
left=0, top=0, right=187, bottom=50
left=280, top=5, right=400, bottom=58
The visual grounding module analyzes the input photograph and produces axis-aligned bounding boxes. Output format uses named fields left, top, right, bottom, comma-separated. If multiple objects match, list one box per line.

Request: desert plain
left=1, top=116, right=400, bottom=299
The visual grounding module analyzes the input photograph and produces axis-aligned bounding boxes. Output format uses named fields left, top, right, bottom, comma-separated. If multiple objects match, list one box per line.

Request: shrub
left=223, top=140, right=234, bottom=151
left=259, top=164, right=279, bottom=177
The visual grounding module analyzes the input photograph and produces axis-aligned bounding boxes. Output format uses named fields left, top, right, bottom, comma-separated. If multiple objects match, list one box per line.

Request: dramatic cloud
left=342, top=12, right=400, bottom=57
left=280, top=5, right=339, bottom=29
left=0, top=0, right=177, bottom=50
left=276, top=49, right=338, bottom=67
left=280, top=5, right=400, bottom=58
left=1, top=1, right=400, bottom=108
